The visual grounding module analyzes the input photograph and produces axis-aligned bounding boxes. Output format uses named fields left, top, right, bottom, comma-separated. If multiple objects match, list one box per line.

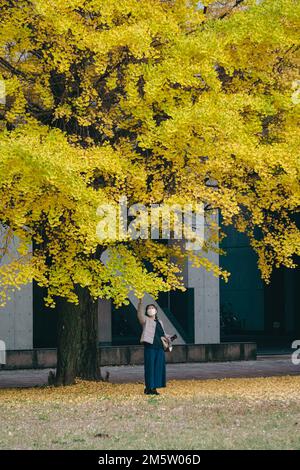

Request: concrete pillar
left=187, top=210, right=220, bottom=344
left=168, top=208, right=220, bottom=344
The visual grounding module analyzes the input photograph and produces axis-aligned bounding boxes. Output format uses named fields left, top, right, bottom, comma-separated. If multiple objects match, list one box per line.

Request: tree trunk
left=77, top=285, right=103, bottom=380
left=55, top=284, right=103, bottom=385
left=55, top=289, right=81, bottom=386
left=55, top=248, right=105, bottom=386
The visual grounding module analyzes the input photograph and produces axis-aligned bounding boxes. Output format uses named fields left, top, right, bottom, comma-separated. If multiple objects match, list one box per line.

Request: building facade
left=0, top=212, right=299, bottom=354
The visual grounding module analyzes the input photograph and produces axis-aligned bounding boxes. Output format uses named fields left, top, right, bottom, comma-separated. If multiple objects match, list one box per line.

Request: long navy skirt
left=144, top=345, right=166, bottom=389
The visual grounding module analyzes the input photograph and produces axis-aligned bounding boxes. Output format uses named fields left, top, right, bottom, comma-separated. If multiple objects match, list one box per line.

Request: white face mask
left=147, top=307, right=156, bottom=317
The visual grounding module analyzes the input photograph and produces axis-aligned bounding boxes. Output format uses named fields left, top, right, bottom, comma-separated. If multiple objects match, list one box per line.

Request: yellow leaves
left=0, top=251, right=45, bottom=307
left=188, top=249, right=230, bottom=283
left=53, top=104, right=73, bottom=120
left=1, top=375, right=300, bottom=405
left=4, top=78, right=27, bottom=124
left=0, top=0, right=299, bottom=305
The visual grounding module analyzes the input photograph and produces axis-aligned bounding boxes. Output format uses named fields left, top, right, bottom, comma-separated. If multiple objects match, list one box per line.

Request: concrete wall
left=0, top=228, right=33, bottom=350
left=0, top=285, right=33, bottom=350
left=2, top=342, right=257, bottom=369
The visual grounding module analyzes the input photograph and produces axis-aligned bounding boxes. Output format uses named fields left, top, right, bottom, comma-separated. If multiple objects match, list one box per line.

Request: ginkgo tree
left=0, top=0, right=299, bottom=385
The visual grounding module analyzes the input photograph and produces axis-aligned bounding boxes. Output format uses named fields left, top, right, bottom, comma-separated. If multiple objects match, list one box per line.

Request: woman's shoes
left=144, top=387, right=160, bottom=395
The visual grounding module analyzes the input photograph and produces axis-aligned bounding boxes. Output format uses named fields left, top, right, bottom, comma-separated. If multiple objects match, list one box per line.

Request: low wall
left=1, top=342, right=256, bottom=370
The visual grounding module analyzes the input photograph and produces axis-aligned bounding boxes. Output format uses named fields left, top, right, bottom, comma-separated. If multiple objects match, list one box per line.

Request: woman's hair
left=145, top=304, right=158, bottom=321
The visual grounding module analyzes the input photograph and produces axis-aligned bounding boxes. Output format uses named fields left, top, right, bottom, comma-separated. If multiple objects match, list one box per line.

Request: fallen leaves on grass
left=0, top=375, right=299, bottom=406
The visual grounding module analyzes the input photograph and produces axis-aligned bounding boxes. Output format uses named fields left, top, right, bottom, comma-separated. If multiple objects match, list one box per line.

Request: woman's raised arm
left=137, top=297, right=146, bottom=326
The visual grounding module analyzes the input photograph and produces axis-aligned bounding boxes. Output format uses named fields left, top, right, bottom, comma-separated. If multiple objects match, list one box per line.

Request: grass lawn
left=1, top=375, right=300, bottom=450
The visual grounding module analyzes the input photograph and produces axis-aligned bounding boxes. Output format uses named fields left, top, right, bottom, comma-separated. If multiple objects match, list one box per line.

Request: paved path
left=0, top=356, right=299, bottom=388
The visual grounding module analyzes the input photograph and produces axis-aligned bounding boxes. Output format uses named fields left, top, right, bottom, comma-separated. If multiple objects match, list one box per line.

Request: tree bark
left=77, top=285, right=103, bottom=380
left=55, top=247, right=105, bottom=386
left=55, top=288, right=81, bottom=386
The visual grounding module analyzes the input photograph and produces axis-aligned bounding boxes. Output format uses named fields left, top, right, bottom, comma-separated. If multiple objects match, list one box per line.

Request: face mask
left=147, top=308, right=156, bottom=317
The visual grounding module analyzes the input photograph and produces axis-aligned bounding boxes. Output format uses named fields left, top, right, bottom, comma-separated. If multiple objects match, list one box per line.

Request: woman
left=137, top=298, right=172, bottom=395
